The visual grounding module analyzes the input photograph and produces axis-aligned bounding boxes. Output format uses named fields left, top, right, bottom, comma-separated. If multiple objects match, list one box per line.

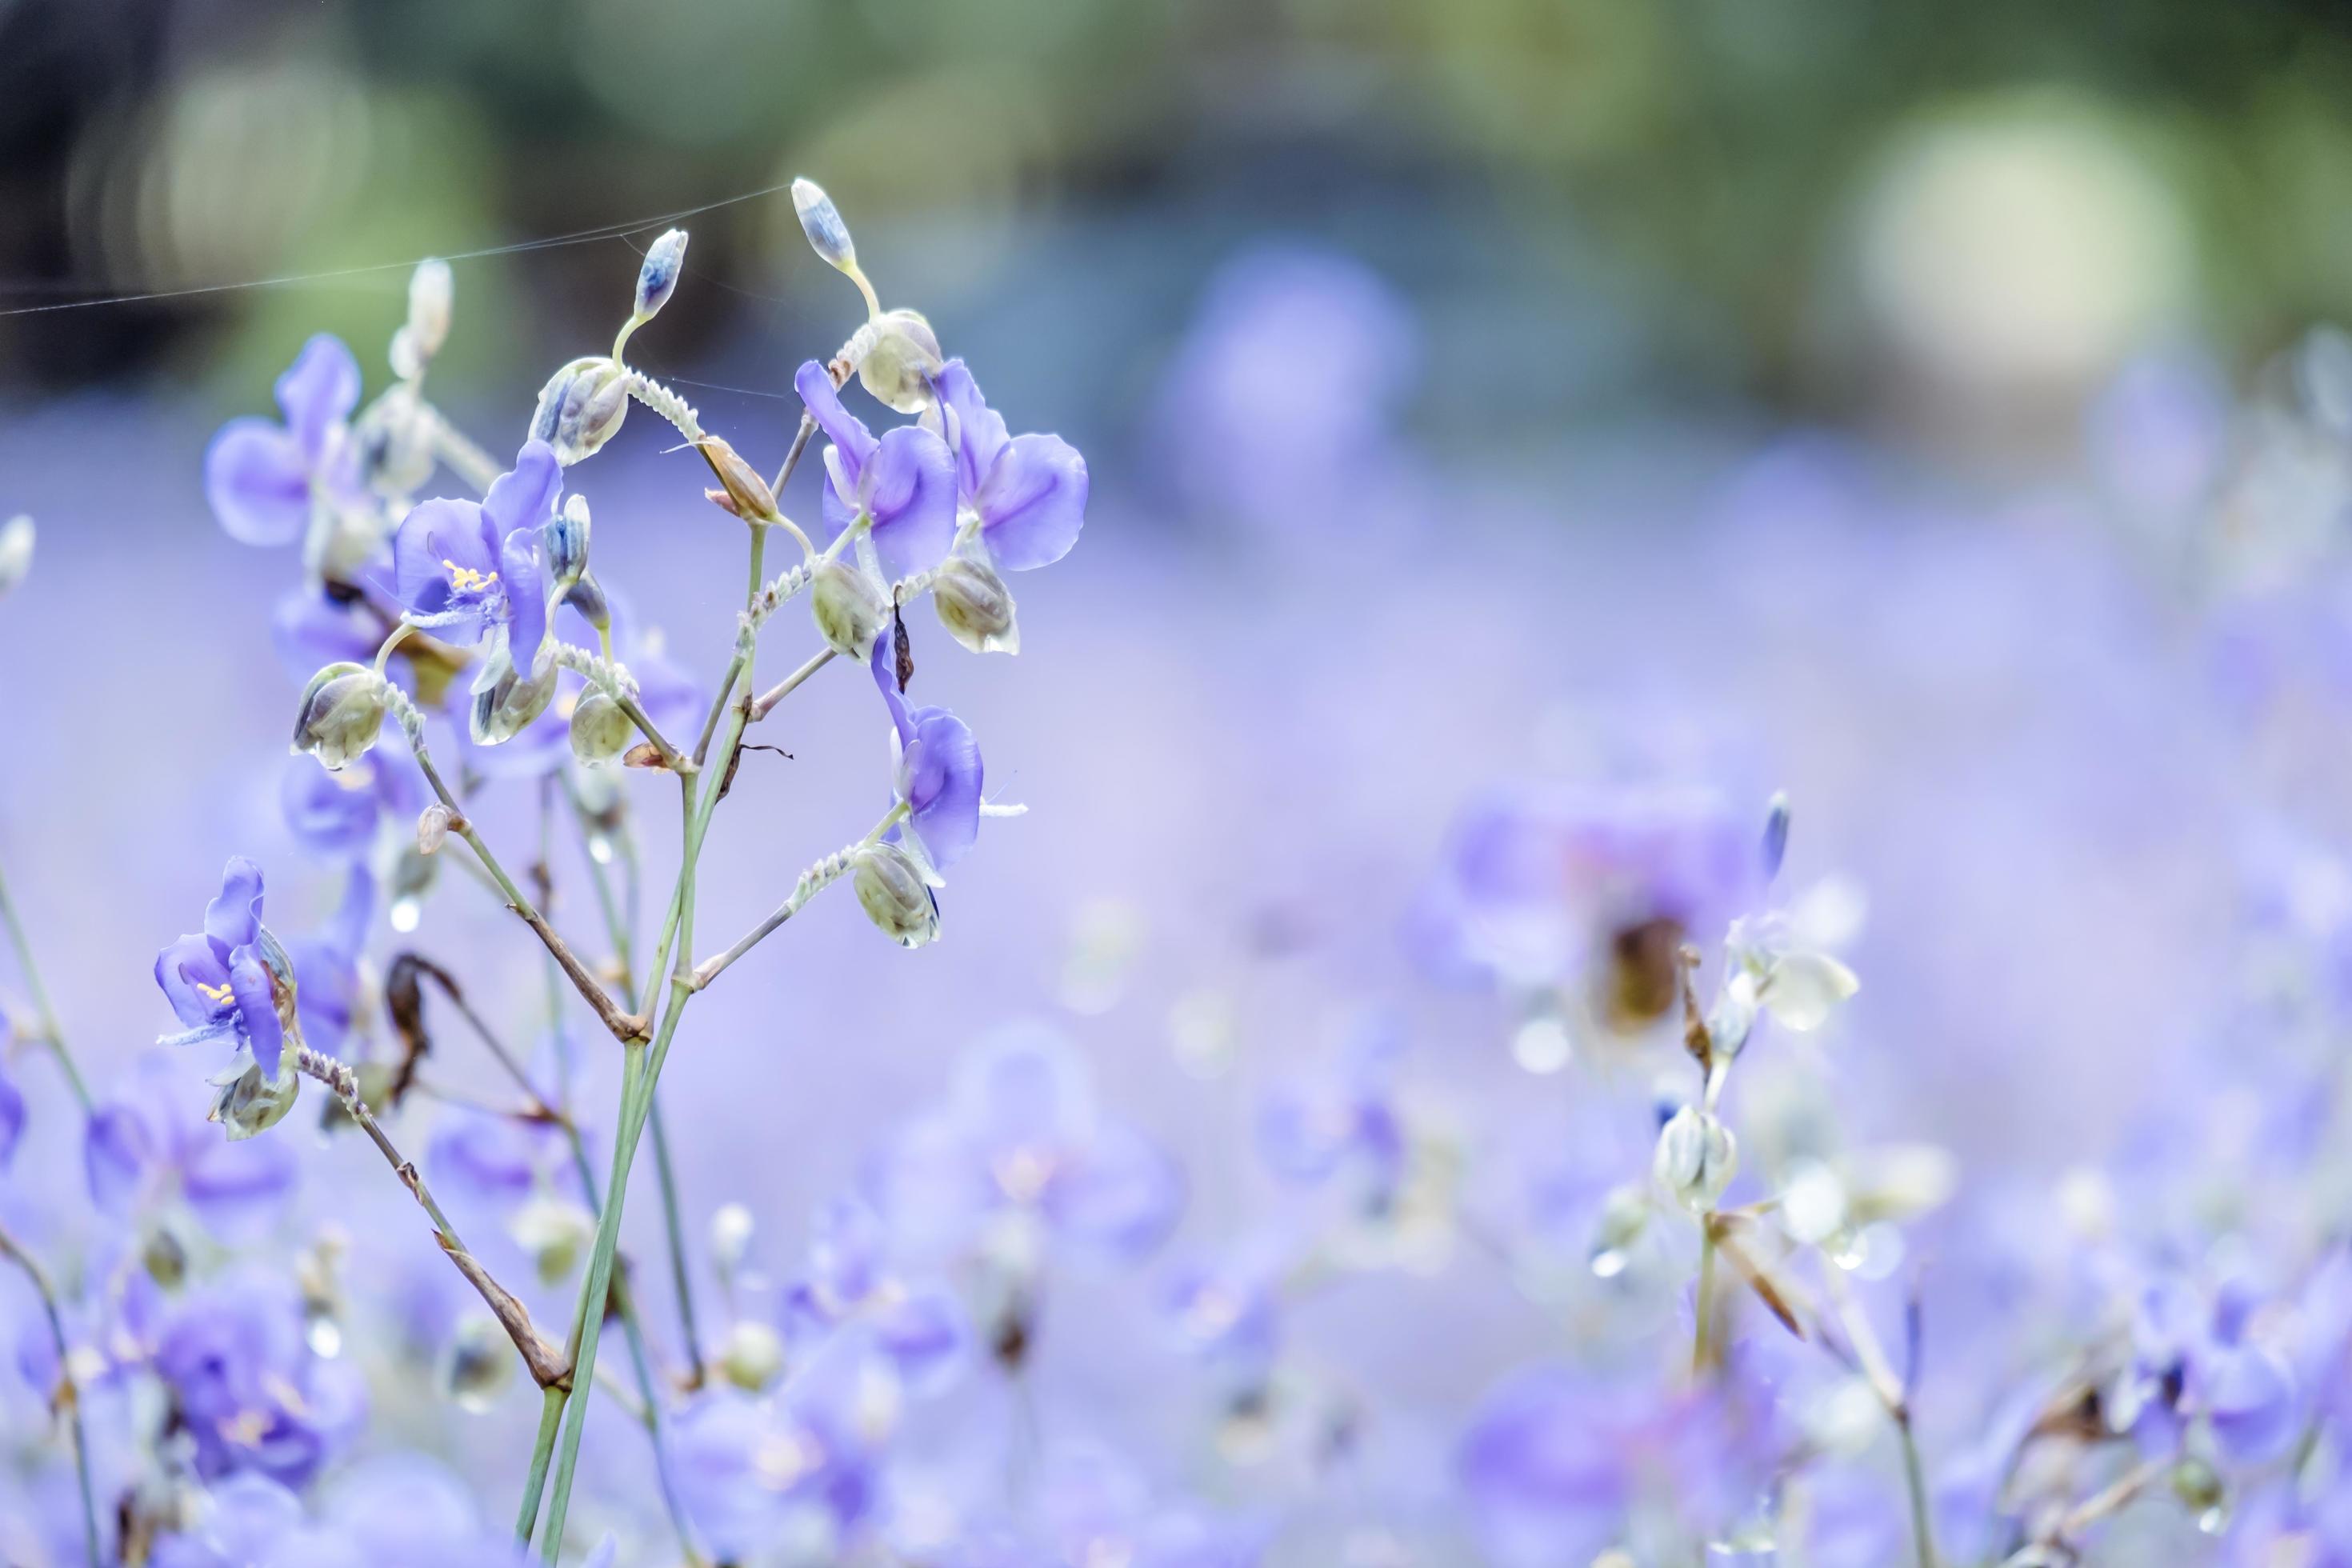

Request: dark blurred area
left=9, top=0, right=2352, bottom=462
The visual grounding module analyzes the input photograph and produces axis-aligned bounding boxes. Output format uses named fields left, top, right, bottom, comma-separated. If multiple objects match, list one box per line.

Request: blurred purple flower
left=84, top=1053, right=297, bottom=1229
left=205, top=335, right=362, bottom=547
left=153, top=1270, right=366, bottom=1489
left=795, top=360, right=956, bottom=582
left=786, top=1193, right=970, bottom=1395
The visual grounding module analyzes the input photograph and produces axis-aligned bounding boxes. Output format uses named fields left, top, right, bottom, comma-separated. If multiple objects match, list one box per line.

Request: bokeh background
left=10, top=2, right=2352, bottom=1565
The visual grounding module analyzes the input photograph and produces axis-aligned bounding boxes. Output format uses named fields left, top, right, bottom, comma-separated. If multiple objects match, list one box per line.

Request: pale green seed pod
left=718, top=1319, right=786, bottom=1392
left=1653, top=1106, right=1737, bottom=1214
left=858, top=309, right=944, bottom=415
left=810, top=558, right=888, bottom=660
left=932, top=553, right=1019, bottom=654
left=469, top=645, right=558, bottom=746
left=293, top=662, right=389, bottom=771
left=206, top=1053, right=301, bottom=1142
left=853, top=841, right=941, bottom=949
left=569, top=689, right=634, bottom=767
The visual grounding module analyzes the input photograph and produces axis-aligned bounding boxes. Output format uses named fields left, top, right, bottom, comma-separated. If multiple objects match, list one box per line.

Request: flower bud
left=354, top=383, right=435, bottom=496
left=1653, top=1106, right=1737, bottom=1214
left=543, top=494, right=592, bottom=594
left=1589, top=1182, right=1651, bottom=1278
left=852, top=841, right=942, bottom=949
left=530, top=356, right=630, bottom=466
left=698, top=436, right=778, bottom=522
left=407, top=258, right=454, bottom=361
left=510, top=1194, right=596, bottom=1287
left=206, top=1052, right=300, bottom=1142
left=0, top=514, right=32, bottom=600
left=1761, top=790, right=1790, bottom=881
left=292, top=662, right=389, bottom=770
left=858, top=309, right=944, bottom=415
left=792, top=178, right=857, bottom=272
left=810, top=558, right=888, bottom=659
left=443, top=1314, right=517, bottom=1413
left=469, top=645, right=558, bottom=746
left=932, top=554, right=1020, bottom=654
left=718, top=1318, right=786, bottom=1392
left=634, top=228, right=687, bottom=322
left=569, top=689, right=634, bottom=767
left=710, top=1202, right=755, bottom=1275
left=416, top=803, right=454, bottom=855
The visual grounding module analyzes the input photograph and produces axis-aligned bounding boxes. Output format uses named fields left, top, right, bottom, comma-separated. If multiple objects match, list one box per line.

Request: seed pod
left=718, top=1319, right=786, bottom=1392
left=1653, top=1106, right=1737, bottom=1214
left=810, top=558, right=888, bottom=659
left=530, top=356, right=630, bottom=466
left=852, top=841, right=942, bottom=949
left=634, top=229, right=687, bottom=322
left=698, top=435, right=778, bottom=521
left=292, top=662, right=389, bottom=770
left=569, top=689, right=634, bottom=767
left=469, top=645, right=558, bottom=746
left=858, top=309, right=944, bottom=415
left=206, top=1054, right=301, bottom=1142
left=932, top=554, right=1020, bottom=654
left=416, top=803, right=454, bottom=854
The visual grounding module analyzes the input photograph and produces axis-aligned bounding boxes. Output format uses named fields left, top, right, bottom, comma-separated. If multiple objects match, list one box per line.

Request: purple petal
left=958, top=1026, right=1095, bottom=1158
left=863, top=426, right=956, bottom=582
left=818, top=448, right=862, bottom=550
left=0, top=1068, right=22, bottom=1172
left=271, top=590, right=382, bottom=684
left=978, top=433, right=1087, bottom=572
left=205, top=858, right=266, bottom=951
left=205, top=419, right=312, bottom=546
left=868, top=634, right=914, bottom=749
left=796, top=360, right=875, bottom=482
left=274, top=334, right=362, bottom=461
left=228, top=951, right=283, bottom=1076
left=500, top=528, right=547, bottom=672
left=280, top=755, right=379, bottom=859
left=1047, top=1118, right=1184, bottom=1260
left=157, top=934, right=236, bottom=1029
left=485, top=440, right=562, bottom=535
left=389, top=498, right=497, bottom=631
left=86, top=1104, right=157, bottom=1213
left=872, top=1286, right=969, bottom=1395
left=932, top=359, right=1007, bottom=501
left=905, top=710, right=982, bottom=870
left=183, top=1134, right=300, bottom=1231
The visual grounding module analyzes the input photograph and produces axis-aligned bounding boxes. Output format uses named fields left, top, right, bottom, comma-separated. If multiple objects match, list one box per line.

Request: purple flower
left=0, top=1058, right=20, bottom=1171
left=795, top=360, right=956, bottom=581
left=204, top=335, right=362, bottom=546
left=785, top=1193, right=970, bottom=1395
left=281, top=738, right=422, bottom=860
left=153, top=858, right=289, bottom=1075
left=153, top=1270, right=366, bottom=1489
left=926, top=359, right=1087, bottom=570
left=272, top=589, right=386, bottom=686
left=668, top=1342, right=894, bottom=1559
left=84, top=1053, right=298, bottom=1229
left=283, top=868, right=374, bottom=1054
left=388, top=441, right=559, bottom=669
left=1255, top=1019, right=1408, bottom=1207
left=870, top=634, right=984, bottom=872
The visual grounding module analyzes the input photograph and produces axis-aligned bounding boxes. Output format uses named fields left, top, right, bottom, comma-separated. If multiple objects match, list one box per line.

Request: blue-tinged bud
left=1761, top=790, right=1790, bottom=882
left=0, top=514, right=32, bottom=600
left=443, top=1314, right=517, bottom=1413
left=1654, top=1106, right=1737, bottom=1214
left=543, top=494, right=592, bottom=595
left=530, top=357, right=630, bottom=466
left=407, top=258, right=453, bottom=360
left=569, top=690, right=633, bottom=767
left=469, top=643, right=558, bottom=745
left=634, top=229, right=687, bottom=321
left=206, top=1050, right=300, bottom=1142
left=933, top=554, right=1019, bottom=654
left=811, top=558, right=888, bottom=660
left=852, top=841, right=941, bottom=948
left=793, top=178, right=856, bottom=272
left=563, top=571, right=611, bottom=632
left=293, top=662, right=389, bottom=770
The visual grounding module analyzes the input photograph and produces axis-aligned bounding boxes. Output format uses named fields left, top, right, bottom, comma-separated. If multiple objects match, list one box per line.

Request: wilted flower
left=794, top=359, right=956, bottom=581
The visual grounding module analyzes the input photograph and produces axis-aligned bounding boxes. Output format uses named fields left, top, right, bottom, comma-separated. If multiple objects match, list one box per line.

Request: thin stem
left=0, top=1224, right=98, bottom=1568
left=1897, top=1410, right=1937, bottom=1568
left=426, top=407, right=505, bottom=493
left=407, top=742, right=645, bottom=1043
left=515, top=1384, right=566, bottom=1543
left=617, top=690, right=692, bottom=775
left=1693, top=1222, right=1718, bottom=1378
left=768, top=410, right=817, bottom=497
left=0, top=857, right=90, bottom=1110
left=748, top=647, right=836, bottom=722
left=690, top=803, right=905, bottom=992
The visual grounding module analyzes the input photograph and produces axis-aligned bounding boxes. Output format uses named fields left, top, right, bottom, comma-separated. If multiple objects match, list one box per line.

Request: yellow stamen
left=196, top=980, right=235, bottom=1005
left=442, top=558, right=499, bottom=594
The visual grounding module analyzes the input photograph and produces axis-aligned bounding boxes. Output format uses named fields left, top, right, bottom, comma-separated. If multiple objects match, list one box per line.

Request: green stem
left=0, top=856, right=90, bottom=1110
left=1897, top=1410, right=1938, bottom=1568
left=1693, top=1222, right=1718, bottom=1378
left=515, top=1383, right=567, bottom=1543
left=0, top=1224, right=98, bottom=1568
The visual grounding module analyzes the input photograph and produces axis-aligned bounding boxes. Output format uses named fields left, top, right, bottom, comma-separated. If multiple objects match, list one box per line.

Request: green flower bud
left=469, top=644, right=558, bottom=746
left=932, top=554, right=1020, bottom=654
left=853, top=841, right=941, bottom=949
left=510, top=1194, right=596, bottom=1287
left=858, top=309, right=944, bottom=416
left=206, top=1050, right=301, bottom=1142
left=1654, top=1107, right=1736, bottom=1214
left=810, top=558, right=888, bottom=659
left=530, top=356, right=630, bottom=466
left=293, top=662, right=389, bottom=770
left=569, top=689, right=634, bottom=767
left=718, top=1319, right=786, bottom=1392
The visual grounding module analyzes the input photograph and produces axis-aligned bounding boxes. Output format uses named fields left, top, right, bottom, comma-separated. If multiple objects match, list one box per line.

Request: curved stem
left=0, top=1224, right=98, bottom=1568
left=0, top=857, right=90, bottom=1110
